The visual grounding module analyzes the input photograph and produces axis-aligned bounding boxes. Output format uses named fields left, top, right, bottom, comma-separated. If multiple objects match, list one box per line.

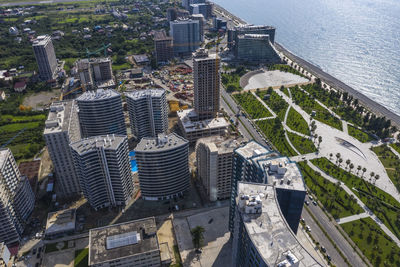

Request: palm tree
left=349, top=163, right=354, bottom=173
left=370, top=172, right=375, bottom=183
left=329, top=153, right=333, bottom=160
left=318, top=136, right=322, bottom=147
left=191, top=226, right=205, bottom=251
left=345, top=159, right=351, bottom=169
left=357, top=165, right=362, bottom=175
left=338, top=158, right=343, bottom=167
left=336, top=153, right=341, bottom=164
left=374, top=174, right=380, bottom=185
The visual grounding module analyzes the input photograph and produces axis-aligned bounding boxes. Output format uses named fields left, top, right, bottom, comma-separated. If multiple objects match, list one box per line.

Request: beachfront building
left=135, top=133, right=190, bottom=201
left=231, top=182, right=322, bottom=266
left=70, top=135, right=134, bottom=210
left=195, top=137, right=241, bottom=201
left=126, top=89, right=168, bottom=141
left=189, top=3, right=212, bottom=20
left=76, top=89, right=126, bottom=138
left=227, top=25, right=276, bottom=48
left=0, top=149, right=35, bottom=245
left=170, top=19, right=200, bottom=55
left=236, top=34, right=280, bottom=63
left=44, top=101, right=82, bottom=197
left=89, top=217, right=163, bottom=267
left=32, top=35, right=58, bottom=81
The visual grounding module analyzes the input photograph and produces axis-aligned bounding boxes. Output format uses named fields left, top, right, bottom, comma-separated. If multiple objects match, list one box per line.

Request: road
left=275, top=42, right=400, bottom=128
left=303, top=199, right=370, bottom=267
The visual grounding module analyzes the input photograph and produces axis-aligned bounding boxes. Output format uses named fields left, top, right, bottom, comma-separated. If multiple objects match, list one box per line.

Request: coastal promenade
left=275, top=42, right=400, bottom=128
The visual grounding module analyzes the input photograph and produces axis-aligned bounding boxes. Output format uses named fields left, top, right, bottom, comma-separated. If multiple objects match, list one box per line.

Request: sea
left=213, top=0, right=400, bottom=115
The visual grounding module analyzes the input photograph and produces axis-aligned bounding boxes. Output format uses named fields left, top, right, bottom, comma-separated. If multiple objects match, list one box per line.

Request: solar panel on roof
left=106, top=231, right=141, bottom=250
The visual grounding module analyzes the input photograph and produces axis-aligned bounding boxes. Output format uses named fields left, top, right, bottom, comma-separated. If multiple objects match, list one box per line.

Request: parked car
left=312, top=201, right=317, bottom=206
left=304, top=200, right=310, bottom=206
left=321, top=246, right=326, bottom=253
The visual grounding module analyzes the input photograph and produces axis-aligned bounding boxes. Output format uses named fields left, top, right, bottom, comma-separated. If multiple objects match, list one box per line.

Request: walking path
left=290, top=152, right=321, bottom=162
left=251, top=91, right=277, bottom=118
left=388, top=144, right=400, bottom=159
left=308, top=162, right=400, bottom=247
left=336, top=213, right=370, bottom=224
left=342, top=121, right=348, bottom=134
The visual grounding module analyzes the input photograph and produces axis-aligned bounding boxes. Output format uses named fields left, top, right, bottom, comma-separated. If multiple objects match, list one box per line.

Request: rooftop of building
left=234, top=140, right=271, bottom=159
left=133, top=54, right=149, bottom=64
left=258, top=156, right=306, bottom=192
left=76, top=89, right=120, bottom=102
left=170, top=18, right=198, bottom=24
left=89, top=217, right=159, bottom=265
left=154, top=30, right=172, bottom=41
left=193, top=48, right=217, bottom=60
left=18, top=160, right=41, bottom=180
left=0, top=148, right=11, bottom=170
left=177, top=109, right=229, bottom=133
left=45, top=208, right=76, bottom=236
left=76, top=57, right=111, bottom=65
left=70, top=134, right=126, bottom=155
left=32, top=35, right=50, bottom=46
left=196, top=136, right=243, bottom=155
left=190, top=14, right=205, bottom=19
left=239, top=33, right=270, bottom=39
left=235, top=24, right=276, bottom=31
left=135, top=133, right=188, bottom=153
left=125, top=88, right=165, bottom=100
left=43, top=101, right=81, bottom=143
left=236, top=182, right=322, bottom=267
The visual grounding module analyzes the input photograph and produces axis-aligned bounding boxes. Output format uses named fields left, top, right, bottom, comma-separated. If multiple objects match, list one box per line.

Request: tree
left=329, top=153, right=333, bottom=160
left=191, top=226, right=205, bottom=251
left=362, top=167, right=367, bottom=177
left=318, top=136, right=322, bottom=147
left=374, top=174, right=380, bottom=185
left=357, top=165, right=362, bottom=175
left=338, top=158, right=343, bottom=167
left=349, top=163, right=354, bottom=173
left=370, top=172, right=375, bottom=183
left=345, top=159, right=351, bottom=169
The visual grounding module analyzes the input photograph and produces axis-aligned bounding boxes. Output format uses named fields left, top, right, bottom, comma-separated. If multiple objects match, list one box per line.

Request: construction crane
left=59, top=85, right=86, bottom=101
left=85, top=43, right=112, bottom=58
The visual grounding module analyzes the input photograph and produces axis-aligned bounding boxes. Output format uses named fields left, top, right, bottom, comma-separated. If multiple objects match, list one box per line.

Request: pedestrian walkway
left=342, top=121, right=348, bottom=134
left=251, top=91, right=277, bottom=118
left=336, top=213, right=370, bottom=224
left=289, top=152, right=321, bottom=162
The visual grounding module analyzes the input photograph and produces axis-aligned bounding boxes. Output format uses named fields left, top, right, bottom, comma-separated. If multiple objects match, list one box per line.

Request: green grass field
left=287, top=132, right=317, bottom=154
left=348, top=125, right=374, bottom=143
left=371, top=145, right=400, bottom=192
left=257, top=90, right=288, bottom=120
left=286, top=107, right=310, bottom=135
left=234, top=92, right=272, bottom=119
left=341, top=217, right=400, bottom=267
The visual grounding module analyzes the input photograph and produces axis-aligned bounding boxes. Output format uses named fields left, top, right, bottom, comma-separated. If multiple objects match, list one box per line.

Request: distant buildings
left=126, top=89, right=168, bottom=141
left=213, top=17, right=227, bottom=31
left=195, top=137, right=241, bottom=201
left=193, top=49, right=220, bottom=120
left=181, top=0, right=205, bottom=10
left=75, top=58, right=114, bottom=89
left=166, top=7, right=189, bottom=22
left=76, top=89, right=126, bottom=138
left=190, top=14, right=205, bottom=41
left=89, top=217, right=164, bottom=267
left=236, top=34, right=280, bottom=63
left=32, top=35, right=58, bottom=81
left=189, top=2, right=212, bottom=20
left=231, top=182, right=322, bottom=267
left=0, top=148, right=35, bottom=245
left=44, top=101, right=81, bottom=197
left=135, top=133, right=190, bottom=201
left=170, top=19, right=200, bottom=55
left=70, top=135, right=134, bottom=211
left=153, top=30, right=174, bottom=65
left=229, top=141, right=306, bottom=234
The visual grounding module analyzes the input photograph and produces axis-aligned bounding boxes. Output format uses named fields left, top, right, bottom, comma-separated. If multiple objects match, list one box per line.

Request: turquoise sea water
left=213, top=0, right=400, bottom=115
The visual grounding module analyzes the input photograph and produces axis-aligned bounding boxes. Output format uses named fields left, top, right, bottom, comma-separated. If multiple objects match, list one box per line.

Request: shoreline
left=212, top=2, right=400, bottom=128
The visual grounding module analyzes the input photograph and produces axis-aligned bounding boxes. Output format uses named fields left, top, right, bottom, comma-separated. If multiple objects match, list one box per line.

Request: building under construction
left=75, top=57, right=115, bottom=89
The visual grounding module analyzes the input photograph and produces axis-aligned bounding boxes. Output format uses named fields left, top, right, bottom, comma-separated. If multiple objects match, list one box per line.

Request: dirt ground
left=23, top=89, right=61, bottom=109
left=38, top=148, right=53, bottom=182
left=157, top=218, right=177, bottom=264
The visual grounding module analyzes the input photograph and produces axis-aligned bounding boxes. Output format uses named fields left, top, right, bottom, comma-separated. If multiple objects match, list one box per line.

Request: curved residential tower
left=76, top=89, right=126, bottom=138
left=135, top=133, right=189, bottom=200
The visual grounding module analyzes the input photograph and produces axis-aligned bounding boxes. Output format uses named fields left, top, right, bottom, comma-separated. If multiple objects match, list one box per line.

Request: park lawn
left=286, top=107, right=310, bottom=135
left=341, top=217, right=400, bottom=267
left=270, top=64, right=308, bottom=78
left=371, top=145, right=400, bottom=192
left=170, top=245, right=183, bottom=267
left=257, top=90, right=288, bottom=120
left=311, top=157, right=400, bottom=239
left=391, top=143, right=400, bottom=154
left=287, top=132, right=317, bottom=154
left=0, top=114, right=46, bottom=124
left=348, top=125, right=374, bottom=143
left=0, top=121, right=42, bottom=132
left=112, top=62, right=131, bottom=71
left=75, top=248, right=89, bottom=267
left=290, top=86, right=342, bottom=130
left=282, top=87, right=290, bottom=97
left=233, top=92, right=272, bottom=119
left=298, top=162, right=363, bottom=218
left=256, top=119, right=297, bottom=157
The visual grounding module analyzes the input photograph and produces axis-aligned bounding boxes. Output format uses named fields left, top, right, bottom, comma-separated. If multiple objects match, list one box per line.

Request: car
left=312, top=201, right=317, bottom=206
left=306, top=225, right=311, bottom=232
left=327, top=255, right=331, bottom=261
left=321, top=246, right=326, bottom=253
left=300, top=218, right=305, bottom=223
left=301, top=156, right=306, bottom=159
left=32, top=248, right=37, bottom=255
left=304, top=200, right=310, bottom=206
left=308, top=196, right=313, bottom=201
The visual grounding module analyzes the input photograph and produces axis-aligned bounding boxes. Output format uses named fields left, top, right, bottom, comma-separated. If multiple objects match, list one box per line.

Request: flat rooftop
left=89, top=217, right=159, bottom=265
left=259, top=156, right=306, bottom=192
left=135, top=133, right=188, bottom=153
left=0, top=148, right=11, bottom=170
left=197, top=136, right=243, bottom=154
left=125, top=88, right=165, bottom=100
left=177, top=109, right=229, bottom=133
left=45, top=208, right=76, bottom=235
left=70, top=134, right=126, bottom=155
left=154, top=30, right=172, bottom=41
left=240, top=33, right=270, bottom=39
left=77, top=89, right=120, bottom=102
left=236, top=182, right=321, bottom=267
left=234, top=140, right=271, bottom=159
left=43, top=101, right=81, bottom=143
left=32, top=35, right=50, bottom=46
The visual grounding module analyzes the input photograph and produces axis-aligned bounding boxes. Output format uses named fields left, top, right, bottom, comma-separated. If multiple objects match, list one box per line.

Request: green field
left=371, top=145, right=400, bottom=192
left=287, top=132, right=317, bottom=154
left=341, top=217, right=400, bottom=267
left=286, top=107, right=310, bottom=135
left=391, top=143, right=400, bottom=154
left=234, top=92, right=272, bottom=119
left=348, top=125, right=374, bottom=143
left=299, top=162, right=363, bottom=218
left=257, top=89, right=288, bottom=120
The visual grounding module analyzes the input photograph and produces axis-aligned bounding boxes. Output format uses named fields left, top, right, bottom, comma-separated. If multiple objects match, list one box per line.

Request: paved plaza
left=243, top=70, right=309, bottom=90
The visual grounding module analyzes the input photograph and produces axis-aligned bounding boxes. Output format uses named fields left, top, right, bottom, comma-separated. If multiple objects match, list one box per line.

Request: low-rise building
left=13, top=81, right=26, bottom=92
left=177, top=109, right=229, bottom=143
left=18, top=159, right=41, bottom=193
left=0, top=243, right=10, bottom=267
left=89, top=217, right=161, bottom=267
left=45, top=208, right=76, bottom=239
